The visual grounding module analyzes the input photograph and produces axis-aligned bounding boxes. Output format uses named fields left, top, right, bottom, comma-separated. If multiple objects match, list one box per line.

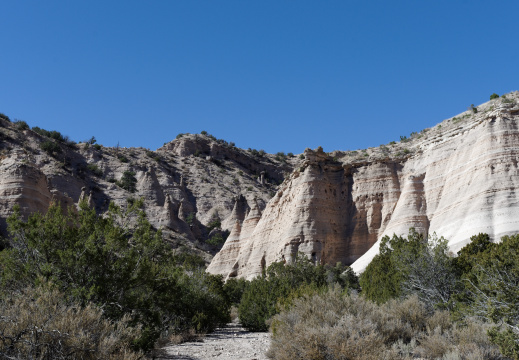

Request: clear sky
left=1, top=1, right=517, bottom=154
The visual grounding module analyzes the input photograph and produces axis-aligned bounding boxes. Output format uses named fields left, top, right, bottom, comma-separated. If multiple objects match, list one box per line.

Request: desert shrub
left=238, top=255, right=358, bottom=331
left=268, top=288, right=504, bottom=360
left=87, top=163, right=103, bottom=177
left=117, top=170, right=137, bottom=192
left=40, top=140, right=62, bottom=155
left=172, top=251, right=206, bottom=270
left=185, top=212, right=195, bottom=225
left=223, top=277, right=248, bottom=305
left=207, top=213, right=221, bottom=231
left=461, top=234, right=519, bottom=357
left=275, top=152, right=287, bottom=162
left=0, top=113, right=10, bottom=122
left=174, top=270, right=230, bottom=334
left=118, top=155, right=129, bottom=163
left=0, top=285, right=143, bottom=359
left=359, top=234, right=407, bottom=303
left=14, top=120, right=29, bottom=130
left=0, top=199, right=230, bottom=351
left=32, top=126, right=66, bottom=142
left=491, top=93, right=500, bottom=100
left=206, top=232, right=227, bottom=246
left=238, top=276, right=282, bottom=331
left=360, top=229, right=457, bottom=309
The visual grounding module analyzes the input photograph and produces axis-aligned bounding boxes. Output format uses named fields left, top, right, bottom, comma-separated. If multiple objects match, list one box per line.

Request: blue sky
left=1, top=1, right=517, bottom=154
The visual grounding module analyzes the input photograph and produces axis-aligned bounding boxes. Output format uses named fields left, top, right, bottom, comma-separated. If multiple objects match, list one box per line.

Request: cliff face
left=208, top=92, right=519, bottom=279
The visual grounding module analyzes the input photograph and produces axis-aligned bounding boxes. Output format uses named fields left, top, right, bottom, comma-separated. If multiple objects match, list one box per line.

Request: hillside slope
left=0, top=123, right=296, bottom=261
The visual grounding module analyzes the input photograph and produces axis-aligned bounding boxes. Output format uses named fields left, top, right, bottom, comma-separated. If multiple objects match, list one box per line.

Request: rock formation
left=208, top=92, right=519, bottom=279
left=2, top=93, right=519, bottom=275
left=0, top=124, right=294, bottom=261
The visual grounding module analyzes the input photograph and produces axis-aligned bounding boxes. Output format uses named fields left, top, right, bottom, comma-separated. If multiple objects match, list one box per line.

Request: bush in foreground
left=238, top=255, right=358, bottom=331
left=0, top=199, right=230, bottom=351
left=0, top=285, right=143, bottom=359
left=268, top=288, right=504, bottom=360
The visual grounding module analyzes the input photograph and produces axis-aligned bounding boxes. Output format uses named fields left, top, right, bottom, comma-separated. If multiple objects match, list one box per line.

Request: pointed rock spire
left=87, top=191, right=95, bottom=209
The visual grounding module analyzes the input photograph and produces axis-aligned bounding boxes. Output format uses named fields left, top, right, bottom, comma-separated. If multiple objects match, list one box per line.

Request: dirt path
left=159, top=323, right=271, bottom=360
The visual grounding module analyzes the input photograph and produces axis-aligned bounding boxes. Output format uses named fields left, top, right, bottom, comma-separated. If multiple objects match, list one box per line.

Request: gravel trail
left=159, top=323, right=270, bottom=360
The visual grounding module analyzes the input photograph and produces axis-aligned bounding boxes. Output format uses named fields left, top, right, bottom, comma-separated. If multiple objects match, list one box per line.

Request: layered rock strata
left=208, top=93, right=519, bottom=278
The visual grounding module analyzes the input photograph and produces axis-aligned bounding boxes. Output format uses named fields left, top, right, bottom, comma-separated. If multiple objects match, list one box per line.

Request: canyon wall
left=208, top=94, right=519, bottom=278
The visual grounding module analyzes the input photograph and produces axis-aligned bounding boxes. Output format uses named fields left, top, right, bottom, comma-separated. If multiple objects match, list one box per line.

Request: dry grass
left=0, top=286, right=143, bottom=359
left=268, top=288, right=505, bottom=360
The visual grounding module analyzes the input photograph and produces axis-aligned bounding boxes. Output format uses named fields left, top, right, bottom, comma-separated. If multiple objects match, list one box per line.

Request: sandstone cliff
left=207, top=92, right=519, bottom=278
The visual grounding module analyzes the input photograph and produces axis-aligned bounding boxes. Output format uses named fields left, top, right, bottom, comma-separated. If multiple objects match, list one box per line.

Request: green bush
left=14, top=120, right=29, bottom=130
left=87, top=163, right=103, bottom=177
left=223, top=278, right=248, bottom=305
left=359, top=229, right=457, bottom=306
left=186, top=212, right=195, bottom=225
left=238, top=276, right=281, bottom=331
left=117, top=170, right=137, bottom=192
left=490, top=93, right=500, bottom=100
left=0, top=199, right=230, bottom=351
left=238, top=255, right=358, bottom=331
left=207, top=213, right=221, bottom=231
left=459, top=234, right=519, bottom=357
left=32, top=126, right=66, bottom=142
left=40, top=140, right=62, bottom=155
left=0, top=113, right=10, bottom=122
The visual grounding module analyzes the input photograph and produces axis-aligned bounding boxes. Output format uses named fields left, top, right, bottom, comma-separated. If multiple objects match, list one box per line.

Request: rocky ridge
left=0, top=124, right=296, bottom=260
left=207, top=92, right=519, bottom=278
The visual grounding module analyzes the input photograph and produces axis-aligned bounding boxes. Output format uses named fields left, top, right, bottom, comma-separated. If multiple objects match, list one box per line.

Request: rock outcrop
left=208, top=92, right=519, bottom=279
left=0, top=124, right=295, bottom=261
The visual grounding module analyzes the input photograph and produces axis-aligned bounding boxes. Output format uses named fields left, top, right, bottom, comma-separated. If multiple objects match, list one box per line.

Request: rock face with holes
left=208, top=92, right=519, bottom=278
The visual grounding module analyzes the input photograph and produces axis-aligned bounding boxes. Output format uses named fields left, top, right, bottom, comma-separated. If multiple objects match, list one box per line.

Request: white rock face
left=208, top=93, right=519, bottom=278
